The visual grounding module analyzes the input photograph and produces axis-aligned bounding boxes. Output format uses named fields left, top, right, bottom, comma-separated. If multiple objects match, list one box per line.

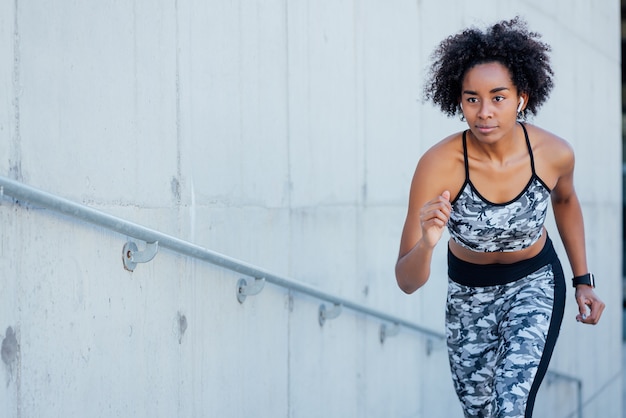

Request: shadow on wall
left=1, top=326, right=18, bottom=386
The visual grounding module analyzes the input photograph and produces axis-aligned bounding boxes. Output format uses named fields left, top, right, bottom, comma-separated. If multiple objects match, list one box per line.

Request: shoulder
left=525, top=123, right=574, bottom=172
left=416, top=131, right=465, bottom=173
left=410, top=131, right=466, bottom=197
left=524, top=123, right=574, bottom=188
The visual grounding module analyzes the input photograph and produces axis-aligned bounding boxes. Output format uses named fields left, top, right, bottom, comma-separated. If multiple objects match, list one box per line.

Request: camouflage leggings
left=446, top=238, right=566, bottom=418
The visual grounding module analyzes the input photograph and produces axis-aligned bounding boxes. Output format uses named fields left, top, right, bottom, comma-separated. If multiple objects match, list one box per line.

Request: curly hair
left=424, top=17, right=554, bottom=118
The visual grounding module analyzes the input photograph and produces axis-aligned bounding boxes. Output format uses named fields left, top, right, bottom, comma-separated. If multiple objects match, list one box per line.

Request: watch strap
left=572, top=273, right=595, bottom=288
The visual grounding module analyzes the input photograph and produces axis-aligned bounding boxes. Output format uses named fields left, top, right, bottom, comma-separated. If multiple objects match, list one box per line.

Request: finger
left=580, top=313, right=599, bottom=325
left=575, top=297, right=589, bottom=322
left=578, top=300, right=604, bottom=325
left=438, top=194, right=452, bottom=213
left=575, top=297, right=588, bottom=316
left=423, top=215, right=447, bottom=228
left=425, top=199, right=450, bottom=214
left=586, top=300, right=605, bottom=324
left=433, top=209, right=450, bottom=226
left=422, top=205, right=450, bottom=224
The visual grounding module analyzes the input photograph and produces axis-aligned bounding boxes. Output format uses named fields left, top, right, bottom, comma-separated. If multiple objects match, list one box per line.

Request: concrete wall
left=0, top=1, right=620, bottom=417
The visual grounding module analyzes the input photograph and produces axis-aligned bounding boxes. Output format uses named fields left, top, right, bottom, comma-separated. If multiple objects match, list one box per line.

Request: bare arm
left=395, top=190, right=451, bottom=293
left=551, top=143, right=605, bottom=324
left=551, top=166, right=587, bottom=277
left=395, top=144, right=456, bottom=293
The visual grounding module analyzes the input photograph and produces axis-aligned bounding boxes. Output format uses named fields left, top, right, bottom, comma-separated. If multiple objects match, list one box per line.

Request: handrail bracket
left=379, top=323, right=400, bottom=344
left=237, top=277, right=266, bottom=303
left=123, top=240, right=159, bottom=271
left=319, top=303, right=342, bottom=326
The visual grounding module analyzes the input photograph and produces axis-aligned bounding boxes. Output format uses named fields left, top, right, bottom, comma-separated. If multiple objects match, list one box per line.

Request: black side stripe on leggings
left=524, top=257, right=566, bottom=418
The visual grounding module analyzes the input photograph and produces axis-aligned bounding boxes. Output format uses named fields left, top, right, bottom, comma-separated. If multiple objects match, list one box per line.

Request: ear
left=517, top=93, right=529, bottom=112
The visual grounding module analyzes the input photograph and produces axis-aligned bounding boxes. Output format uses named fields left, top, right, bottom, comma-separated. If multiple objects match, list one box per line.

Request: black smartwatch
left=572, top=273, right=595, bottom=288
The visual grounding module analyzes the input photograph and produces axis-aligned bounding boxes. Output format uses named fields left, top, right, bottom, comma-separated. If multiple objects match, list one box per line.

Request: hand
left=575, top=285, right=605, bottom=325
left=419, top=190, right=451, bottom=248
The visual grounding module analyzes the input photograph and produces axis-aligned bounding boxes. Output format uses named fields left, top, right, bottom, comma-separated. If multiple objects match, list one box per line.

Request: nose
left=477, top=101, right=493, bottom=119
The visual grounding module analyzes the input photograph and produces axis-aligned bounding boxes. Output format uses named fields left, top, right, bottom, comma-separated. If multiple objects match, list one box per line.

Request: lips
left=476, top=125, right=497, bottom=134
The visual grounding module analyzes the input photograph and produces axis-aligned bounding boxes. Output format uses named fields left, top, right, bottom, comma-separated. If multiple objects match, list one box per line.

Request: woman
left=395, top=17, right=605, bottom=418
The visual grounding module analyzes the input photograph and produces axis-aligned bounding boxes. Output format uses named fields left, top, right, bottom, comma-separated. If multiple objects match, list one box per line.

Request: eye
left=494, top=96, right=505, bottom=102
left=467, top=97, right=478, bottom=103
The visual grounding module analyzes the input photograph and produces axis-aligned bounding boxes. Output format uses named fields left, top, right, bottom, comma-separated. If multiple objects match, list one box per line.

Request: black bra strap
left=462, top=130, right=470, bottom=181
left=520, top=122, right=536, bottom=175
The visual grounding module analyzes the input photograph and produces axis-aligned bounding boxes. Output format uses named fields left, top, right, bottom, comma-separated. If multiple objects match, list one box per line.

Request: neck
left=467, top=124, right=523, bottom=165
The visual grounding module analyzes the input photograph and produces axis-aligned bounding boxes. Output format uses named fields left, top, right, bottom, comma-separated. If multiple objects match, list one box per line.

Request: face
left=460, top=61, right=527, bottom=143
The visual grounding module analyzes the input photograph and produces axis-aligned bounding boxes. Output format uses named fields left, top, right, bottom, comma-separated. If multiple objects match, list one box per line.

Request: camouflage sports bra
left=447, top=123, right=551, bottom=252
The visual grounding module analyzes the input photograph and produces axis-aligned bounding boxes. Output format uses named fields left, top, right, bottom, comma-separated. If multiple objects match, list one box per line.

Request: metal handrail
left=0, top=175, right=583, bottom=417
left=0, top=176, right=442, bottom=340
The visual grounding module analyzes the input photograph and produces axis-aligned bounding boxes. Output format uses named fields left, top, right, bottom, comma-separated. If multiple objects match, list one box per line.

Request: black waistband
left=448, top=237, right=558, bottom=287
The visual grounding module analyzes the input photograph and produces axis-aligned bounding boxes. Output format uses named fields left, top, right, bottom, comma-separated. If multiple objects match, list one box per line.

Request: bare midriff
left=448, top=227, right=548, bottom=265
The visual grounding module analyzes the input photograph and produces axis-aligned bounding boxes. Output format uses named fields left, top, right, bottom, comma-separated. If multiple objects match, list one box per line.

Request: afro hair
left=424, top=17, right=554, bottom=118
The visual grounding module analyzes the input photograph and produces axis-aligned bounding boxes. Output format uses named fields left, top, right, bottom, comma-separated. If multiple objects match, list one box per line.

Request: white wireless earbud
left=517, top=98, right=525, bottom=113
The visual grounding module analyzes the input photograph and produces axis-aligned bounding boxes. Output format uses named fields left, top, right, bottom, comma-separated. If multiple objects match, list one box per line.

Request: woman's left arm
left=551, top=144, right=605, bottom=325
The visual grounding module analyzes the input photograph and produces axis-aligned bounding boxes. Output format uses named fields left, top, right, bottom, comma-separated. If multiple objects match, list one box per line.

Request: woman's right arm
left=395, top=147, right=453, bottom=294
